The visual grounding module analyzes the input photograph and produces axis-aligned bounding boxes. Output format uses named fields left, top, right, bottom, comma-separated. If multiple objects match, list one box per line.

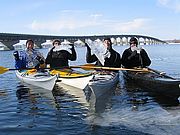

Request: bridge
left=0, top=33, right=166, bottom=50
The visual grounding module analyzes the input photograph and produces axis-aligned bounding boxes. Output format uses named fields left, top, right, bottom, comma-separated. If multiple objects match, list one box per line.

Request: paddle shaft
left=0, top=65, right=151, bottom=75
left=0, top=66, right=60, bottom=74
left=7, top=67, right=50, bottom=71
left=70, top=65, right=149, bottom=72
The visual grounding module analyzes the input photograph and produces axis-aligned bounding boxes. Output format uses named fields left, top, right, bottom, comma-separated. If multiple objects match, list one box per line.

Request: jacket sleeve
left=15, top=59, right=25, bottom=69
left=14, top=53, right=26, bottom=69
left=114, top=53, right=121, bottom=68
left=140, top=49, right=151, bottom=67
left=68, top=46, right=77, bottom=61
left=45, top=48, right=53, bottom=64
left=86, top=46, right=97, bottom=63
left=122, top=49, right=132, bottom=68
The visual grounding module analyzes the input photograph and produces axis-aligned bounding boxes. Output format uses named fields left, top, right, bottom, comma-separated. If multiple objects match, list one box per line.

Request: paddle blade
left=75, top=64, right=95, bottom=70
left=0, top=66, right=9, bottom=74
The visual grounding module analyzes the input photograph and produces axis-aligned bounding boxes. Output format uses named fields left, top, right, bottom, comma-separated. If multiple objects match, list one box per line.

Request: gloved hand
left=128, top=50, right=137, bottom=60
left=13, top=51, right=19, bottom=60
left=35, top=64, right=40, bottom=69
left=136, top=47, right=142, bottom=54
left=36, top=56, right=45, bottom=64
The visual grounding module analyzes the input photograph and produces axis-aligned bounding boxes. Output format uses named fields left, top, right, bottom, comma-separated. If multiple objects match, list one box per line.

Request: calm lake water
left=1, top=44, right=180, bottom=135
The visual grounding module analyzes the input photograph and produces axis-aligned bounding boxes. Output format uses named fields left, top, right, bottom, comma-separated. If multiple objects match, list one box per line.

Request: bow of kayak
left=16, top=70, right=57, bottom=91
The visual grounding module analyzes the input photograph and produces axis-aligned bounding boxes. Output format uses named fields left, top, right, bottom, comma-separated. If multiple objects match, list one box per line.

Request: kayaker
left=45, top=39, right=77, bottom=68
left=85, top=38, right=121, bottom=69
left=121, top=37, right=151, bottom=68
left=13, top=39, right=45, bottom=69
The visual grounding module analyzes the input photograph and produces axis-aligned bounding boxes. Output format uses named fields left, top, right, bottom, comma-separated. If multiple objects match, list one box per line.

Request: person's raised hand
left=69, top=43, right=74, bottom=49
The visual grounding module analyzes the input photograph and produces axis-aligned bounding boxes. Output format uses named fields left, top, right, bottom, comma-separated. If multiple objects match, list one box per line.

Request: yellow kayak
left=50, top=69, right=94, bottom=89
left=50, top=69, right=92, bottom=78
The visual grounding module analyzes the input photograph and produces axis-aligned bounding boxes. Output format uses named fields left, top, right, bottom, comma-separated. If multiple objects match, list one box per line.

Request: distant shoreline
left=168, top=42, right=180, bottom=45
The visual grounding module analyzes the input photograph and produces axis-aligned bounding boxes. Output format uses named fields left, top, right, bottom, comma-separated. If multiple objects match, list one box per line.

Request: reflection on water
left=0, top=90, right=8, bottom=97
left=14, top=83, right=119, bottom=134
left=15, top=82, right=116, bottom=119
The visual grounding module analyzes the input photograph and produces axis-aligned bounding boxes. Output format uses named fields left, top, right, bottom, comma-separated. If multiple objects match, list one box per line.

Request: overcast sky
left=0, top=0, right=180, bottom=40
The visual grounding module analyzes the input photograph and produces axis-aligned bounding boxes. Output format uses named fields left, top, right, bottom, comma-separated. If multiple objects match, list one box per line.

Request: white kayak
left=59, top=75, right=94, bottom=89
left=50, top=69, right=94, bottom=90
left=88, top=71, right=119, bottom=98
left=15, top=70, right=57, bottom=91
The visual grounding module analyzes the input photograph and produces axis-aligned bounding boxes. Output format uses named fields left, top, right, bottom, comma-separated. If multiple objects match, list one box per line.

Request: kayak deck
left=16, top=70, right=57, bottom=91
left=123, top=71, right=180, bottom=99
left=51, top=69, right=94, bottom=90
left=88, top=71, right=119, bottom=98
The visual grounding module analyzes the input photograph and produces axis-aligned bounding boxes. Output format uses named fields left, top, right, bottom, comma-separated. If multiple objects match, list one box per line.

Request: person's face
left=27, top=41, right=34, bottom=50
left=54, top=41, right=60, bottom=47
left=103, top=40, right=111, bottom=48
left=130, top=41, right=138, bottom=48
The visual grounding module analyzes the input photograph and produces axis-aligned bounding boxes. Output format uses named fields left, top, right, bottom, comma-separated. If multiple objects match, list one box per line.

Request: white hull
left=16, top=70, right=57, bottom=91
left=88, top=72, right=119, bottom=98
left=0, top=45, right=9, bottom=51
left=13, top=43, right=26, bottom=50
left=57, top=75, right=94, bottom=90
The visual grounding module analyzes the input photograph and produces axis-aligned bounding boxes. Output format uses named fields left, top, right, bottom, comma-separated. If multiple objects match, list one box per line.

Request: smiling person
left=45, top=39, right=77, bottom=68
left=121, top=37, right=151, bottom=68
left=13, top=39, right=45, bottom=69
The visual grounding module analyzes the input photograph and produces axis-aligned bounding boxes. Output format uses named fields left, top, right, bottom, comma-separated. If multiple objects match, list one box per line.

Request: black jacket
left=86, top=46, right=121, bottom=68
left=122, top=48, right=151, bottom=68
left=46, top=46, right=76, bottom=68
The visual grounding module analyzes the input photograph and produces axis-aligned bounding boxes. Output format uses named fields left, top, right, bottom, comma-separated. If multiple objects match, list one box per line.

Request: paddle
left=147, top=67, right=176, bottom=80
left=0, top=66, right=45, bottom=74
left=0, top=64, right=95, bottom=75
left=0, top=65, right=150, bottom=75
left=77, top=64, right=95, bottom=70
left=137, top=50, right=176, bottom=80
left=71, top=64, right=177, bottom=80
left=69, top=65, right=150, bottom=72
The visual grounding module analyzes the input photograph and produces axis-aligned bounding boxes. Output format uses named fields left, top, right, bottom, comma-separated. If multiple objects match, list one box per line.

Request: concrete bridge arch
left=0, top=33, right=166, bottom=50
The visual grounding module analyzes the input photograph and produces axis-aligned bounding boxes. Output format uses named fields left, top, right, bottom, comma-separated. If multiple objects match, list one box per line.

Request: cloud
left=90, top=14, right=103, bottom=19
left=28, top=17, right=149, bottom=34
left=28, top=18, right=101, bottom=33
left=27, top=9, right=150, bottom=35
left=109, top=18, right=150, bottom=33
left=27, top=12, right=103, bottom=32
left=158, top=0, right=180, bottom=13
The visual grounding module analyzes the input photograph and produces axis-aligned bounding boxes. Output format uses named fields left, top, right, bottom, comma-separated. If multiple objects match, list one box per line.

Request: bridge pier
left=2, top=40, right=19, bottom=50
left=34, top=40, right=46, bottom=48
